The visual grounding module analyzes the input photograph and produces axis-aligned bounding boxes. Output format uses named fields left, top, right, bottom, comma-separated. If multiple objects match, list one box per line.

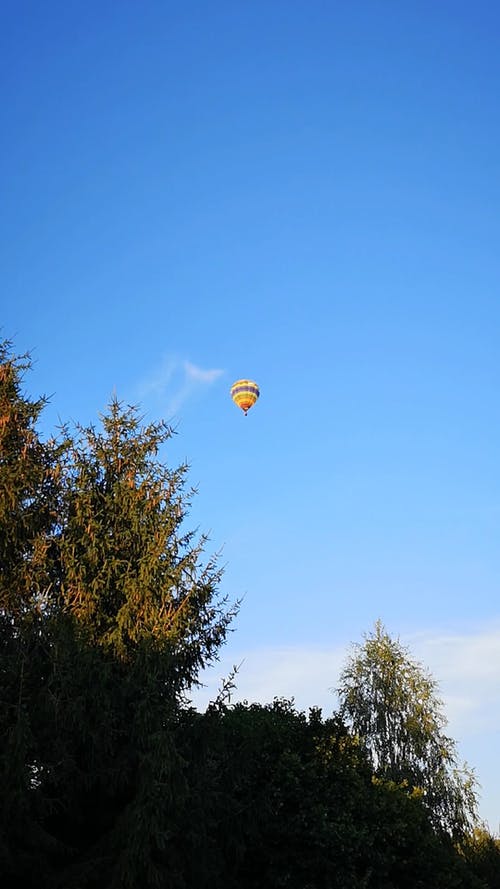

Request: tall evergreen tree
left=59, top=398, right=236, bottom=693
left=0, top=344, right=237, bottom=887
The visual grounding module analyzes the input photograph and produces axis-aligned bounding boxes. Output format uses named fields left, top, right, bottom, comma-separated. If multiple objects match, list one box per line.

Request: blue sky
left=2, top=1, right=499, bottom=830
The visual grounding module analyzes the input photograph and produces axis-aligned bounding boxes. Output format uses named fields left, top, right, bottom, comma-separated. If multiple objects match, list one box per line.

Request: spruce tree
left=0, top=344, right=237, bottom=887
left=59, top=398, right=236, bottom=694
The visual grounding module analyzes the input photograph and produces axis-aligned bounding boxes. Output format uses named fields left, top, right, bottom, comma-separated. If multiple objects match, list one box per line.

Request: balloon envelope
left=230, top=379, right=260, bottom=415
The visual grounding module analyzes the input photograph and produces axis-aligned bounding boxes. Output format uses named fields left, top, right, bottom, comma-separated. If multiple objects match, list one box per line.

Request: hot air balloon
left=230, top=379, right=260, bottom=415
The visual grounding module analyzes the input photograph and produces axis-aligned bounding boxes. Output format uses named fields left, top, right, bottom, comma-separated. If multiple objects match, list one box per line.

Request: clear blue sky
left=2, top=1, right=499, bottom=829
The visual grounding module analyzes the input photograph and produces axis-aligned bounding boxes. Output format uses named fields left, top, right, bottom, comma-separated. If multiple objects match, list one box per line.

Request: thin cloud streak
left=409, top=626, right=500, bottom=735
left=193, top=645, right=346, bottom=714
left=184, top=361, right=224, bottom=385
left=135, top=356, right=224, bottom=417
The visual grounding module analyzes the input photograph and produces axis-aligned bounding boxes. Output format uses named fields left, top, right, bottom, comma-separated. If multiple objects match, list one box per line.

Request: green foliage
left=0, top=341, right=64, bottom=616
left=162, top=700, right=485, bottom=889
left=59, top=399, right=236, bottom=690
left=367, top=776, right=485, bottom=889
left=337, top=620, right=479, bottom=839
left=167, top=699, right=371, bottom=889
left=460, top=827, right=500, bottom=888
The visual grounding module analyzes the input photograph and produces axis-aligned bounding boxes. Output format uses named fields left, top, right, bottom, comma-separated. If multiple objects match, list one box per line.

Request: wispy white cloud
left=136, top=355, right=178, bottom=401
left=135, top=356, right=224, bottom=417
left=193, top=645, right=346, bottom=714
left=192, top=645, right=346, bottom=714
left=408, top=626, right=500, bottom=735
left=184, top=361, right=224, bottom=385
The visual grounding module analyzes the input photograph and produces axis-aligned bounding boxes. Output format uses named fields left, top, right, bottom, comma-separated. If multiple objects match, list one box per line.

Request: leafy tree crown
left=337, top=620, right=478, bottom=838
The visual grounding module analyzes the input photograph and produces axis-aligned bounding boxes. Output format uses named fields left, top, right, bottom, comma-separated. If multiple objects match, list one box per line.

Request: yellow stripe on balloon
left=230, top=379, right=260, bottom=414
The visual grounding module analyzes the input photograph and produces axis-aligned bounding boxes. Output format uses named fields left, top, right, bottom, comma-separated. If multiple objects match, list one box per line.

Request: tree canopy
left=337, top=619, right=478, bottom=838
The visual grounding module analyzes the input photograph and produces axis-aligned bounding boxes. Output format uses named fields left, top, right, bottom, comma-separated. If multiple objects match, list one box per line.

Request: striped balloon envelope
left=230, top=379, right=260, bottom=415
